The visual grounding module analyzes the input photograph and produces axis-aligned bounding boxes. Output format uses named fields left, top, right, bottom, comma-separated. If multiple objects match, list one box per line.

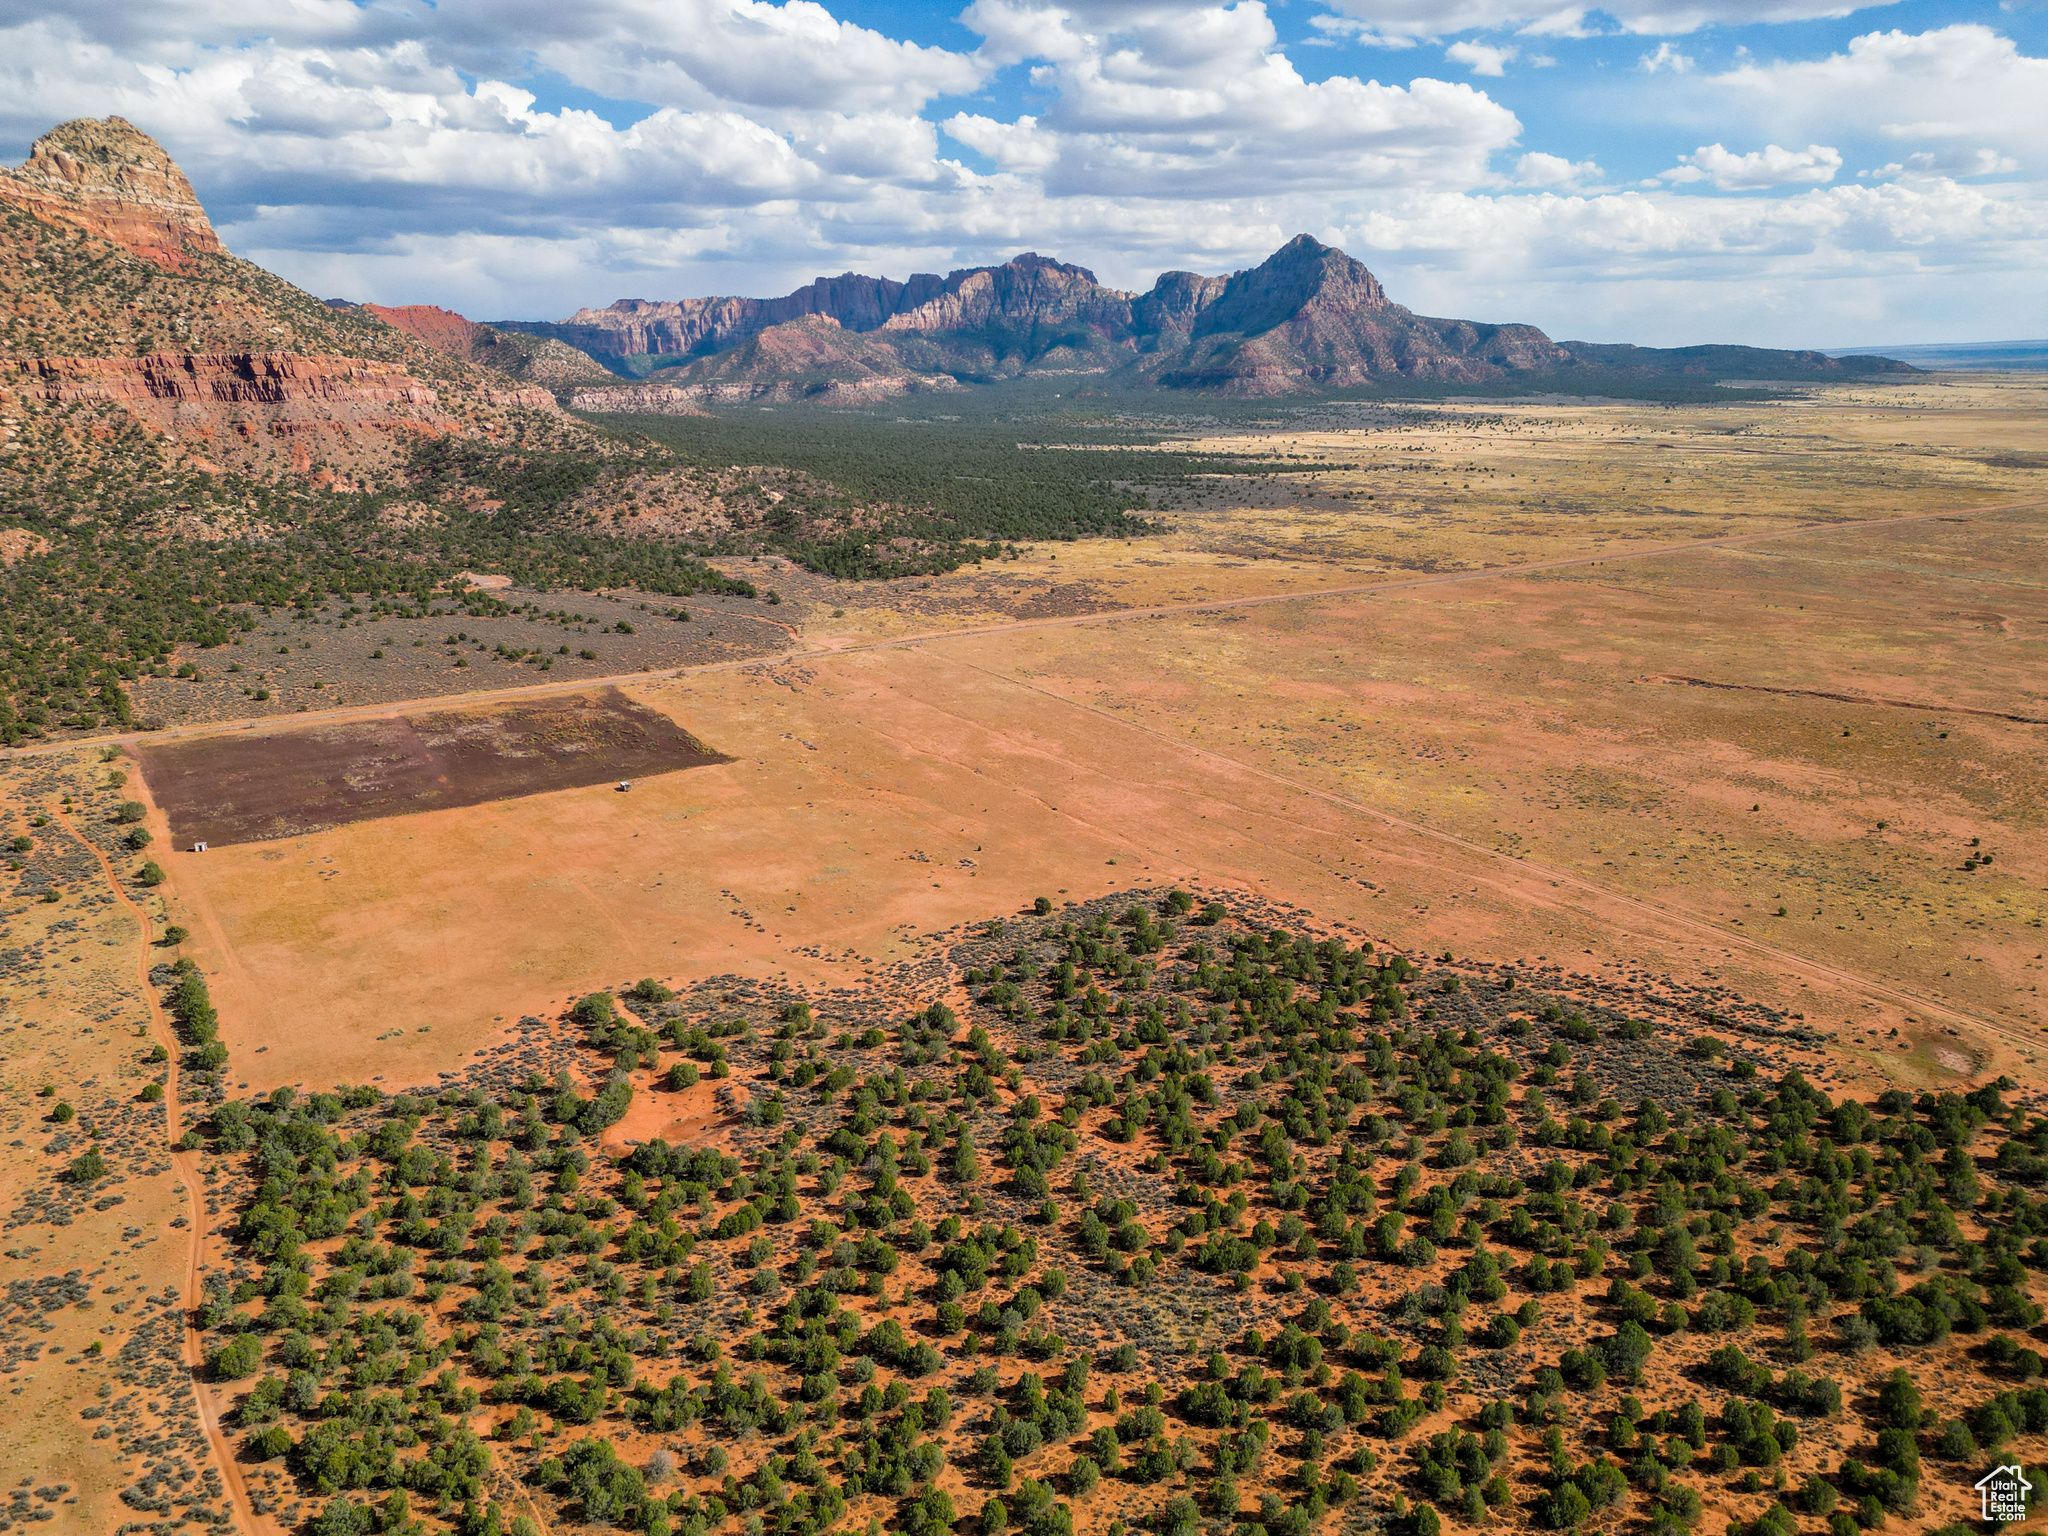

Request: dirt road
left=74, top=826, right=276, bottom=1536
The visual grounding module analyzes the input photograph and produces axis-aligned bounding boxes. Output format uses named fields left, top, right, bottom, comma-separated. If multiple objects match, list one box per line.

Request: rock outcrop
left=8, top=351, right=443, bottom=408
left=363, top=303, right=480, bottom=357
left=0, top=352, right=563, bottom=476
left=0, top=117, right=569, bottom=488
left=0, top=116, right=224, bottom=269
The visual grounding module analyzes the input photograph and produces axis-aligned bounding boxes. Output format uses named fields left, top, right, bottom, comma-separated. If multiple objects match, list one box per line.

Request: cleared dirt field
left=143, top=630, right=2025, bottom=1103
left=135, top=688, right=727, bottom=848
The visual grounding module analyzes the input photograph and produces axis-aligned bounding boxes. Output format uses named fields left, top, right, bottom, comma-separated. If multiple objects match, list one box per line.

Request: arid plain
left=3, top=372, right=2046, bottom=1534
left=144, top=376, right=2048, bottom=1092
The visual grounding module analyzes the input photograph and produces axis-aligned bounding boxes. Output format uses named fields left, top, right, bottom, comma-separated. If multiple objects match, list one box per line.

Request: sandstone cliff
left=0, top=117, right=567, bottom=486
left=0, top=116, right=223, bottom=269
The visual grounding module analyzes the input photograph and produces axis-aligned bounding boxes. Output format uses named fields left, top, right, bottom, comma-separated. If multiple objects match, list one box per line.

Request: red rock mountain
left=0, top=117, right=562, bottom=490
left=508, top=236, right=1567, bottom=397
left=0, top=115, right=223, bottom=269
left=521, top=233, right=1913, bottom=402
left=1155, top=234, right=1570, bottom=391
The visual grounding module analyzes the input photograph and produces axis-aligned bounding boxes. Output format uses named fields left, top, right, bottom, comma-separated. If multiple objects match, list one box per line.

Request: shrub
left=67, top=1147, right=107, bottom=1183
left=1876, top=1368, right=1921, bottom=1429
left=209, top=1332, right=263, bottom=1379
left=312, top=1498, right=371, bottom=1536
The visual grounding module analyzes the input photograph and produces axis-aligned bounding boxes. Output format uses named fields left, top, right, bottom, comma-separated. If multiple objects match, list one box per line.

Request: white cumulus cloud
left=1446, top=40, right=1516, bottom=75
left=1662, top=142, right=1843, bottom=189
left=1861, top=148, right=2018, bottom=182
left=1711, top=25, right=2048, bottom=168
left=1516, top=151, right=1601, bottom=187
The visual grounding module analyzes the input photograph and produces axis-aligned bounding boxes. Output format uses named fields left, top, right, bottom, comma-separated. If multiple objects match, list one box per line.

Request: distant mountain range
left=492, top=236, right=1917, bottom=407
left=0, top=110, right=1918, bottom=447
left=1829, top=339, right=2048, bottom=372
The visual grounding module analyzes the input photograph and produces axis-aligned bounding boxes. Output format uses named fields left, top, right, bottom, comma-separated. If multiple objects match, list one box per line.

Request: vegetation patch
left=186, top=891, right=2048, bottom=1536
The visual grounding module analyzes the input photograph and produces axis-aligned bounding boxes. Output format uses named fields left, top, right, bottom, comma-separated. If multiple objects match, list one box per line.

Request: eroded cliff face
left=363, top=304, right=480, bottom=357
left=0, top=116, right=224, bottom=270
left=0, top=352, right=557, bottom=478
left=9, top=352, right=443, bottom=408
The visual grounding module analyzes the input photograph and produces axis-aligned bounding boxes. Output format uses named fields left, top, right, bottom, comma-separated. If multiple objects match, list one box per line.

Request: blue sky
left=801, top=0, right=2048, bottom=191
left=3, top=0, right=2042, bottom=347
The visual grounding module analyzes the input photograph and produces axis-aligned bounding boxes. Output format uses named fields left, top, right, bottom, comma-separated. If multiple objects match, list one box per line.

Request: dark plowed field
left=136, top=689, right=728, bottom=847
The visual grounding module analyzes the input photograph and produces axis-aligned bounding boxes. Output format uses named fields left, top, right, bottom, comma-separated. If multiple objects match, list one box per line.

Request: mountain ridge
left=501, top=233, right=1915, bottom=403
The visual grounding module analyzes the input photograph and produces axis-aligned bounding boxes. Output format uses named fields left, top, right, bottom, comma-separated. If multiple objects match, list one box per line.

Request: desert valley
left=0, top=113, right=2044, bottom=1536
